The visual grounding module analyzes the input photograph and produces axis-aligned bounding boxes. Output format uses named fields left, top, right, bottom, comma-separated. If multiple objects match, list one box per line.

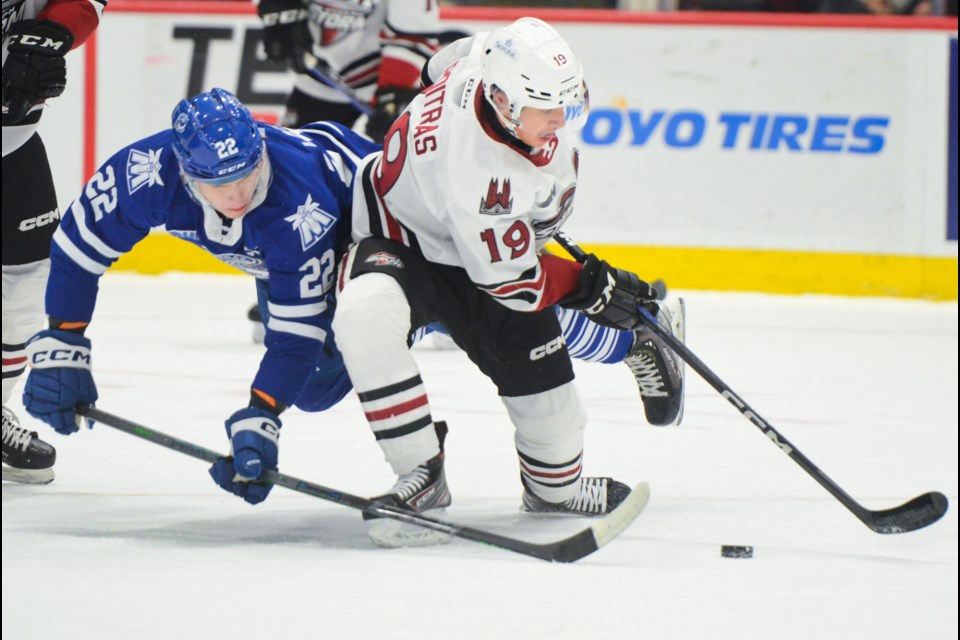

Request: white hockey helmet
left=480, top=17, right=585, bottom=133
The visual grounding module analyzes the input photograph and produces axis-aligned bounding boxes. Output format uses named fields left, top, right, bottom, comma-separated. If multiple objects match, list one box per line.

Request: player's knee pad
left=505, top=381, right=588, bottom=503
left=504, top=381, right=587, bottom=462
left=2, top=260, right=50, bottom=404
left=2, top=260, right=50, bottom=344
left=333, top=272, right=413, bottom=365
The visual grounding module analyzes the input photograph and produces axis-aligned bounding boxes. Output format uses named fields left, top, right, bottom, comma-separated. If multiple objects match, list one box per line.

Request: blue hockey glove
left=2, top=19, right=74, bottom=123
left=208, top=407, right=281, bottom=505
left=23, top=329, right=97, bottom=434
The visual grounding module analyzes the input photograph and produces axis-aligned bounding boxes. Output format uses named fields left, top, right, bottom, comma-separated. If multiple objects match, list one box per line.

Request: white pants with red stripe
left=2, top=259, right=49, bottom=405
left=333, top=272, right=587, bottom=503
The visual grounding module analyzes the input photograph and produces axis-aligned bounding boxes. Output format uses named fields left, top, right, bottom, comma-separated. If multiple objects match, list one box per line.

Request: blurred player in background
left=249, top=0, right=467, bottom=340
left=248, top=0, right=465, bottom=342
left=20, top=88, right=378, bottom=504
left=333, top=17, right=685, bottom=547
left=2, top=0, right=106, bottom=484
left=255, top=0, right=465, bottom=141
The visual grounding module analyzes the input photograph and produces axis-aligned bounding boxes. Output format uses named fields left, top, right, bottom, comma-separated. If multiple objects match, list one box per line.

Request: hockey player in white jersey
left=333, top=17, right=684, bottom=547
left=2, top=0, right=106, bottom=484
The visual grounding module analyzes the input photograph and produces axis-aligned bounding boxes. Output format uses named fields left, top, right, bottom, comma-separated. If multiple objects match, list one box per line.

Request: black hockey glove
left=2, top=19, right=74, bottom=124
left=257, top=0, right=312, bottom=73
left=366, top=86, right=420, bottom=144
left=559, top=254, right=659, bottom=331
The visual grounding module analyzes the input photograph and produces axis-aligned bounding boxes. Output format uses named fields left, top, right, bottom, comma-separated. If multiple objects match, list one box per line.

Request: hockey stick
left=553, top=230, right=949, bottom=534
left=77, top=406, right=649, bottom=562
left=303, top=54, right=373, bottom=117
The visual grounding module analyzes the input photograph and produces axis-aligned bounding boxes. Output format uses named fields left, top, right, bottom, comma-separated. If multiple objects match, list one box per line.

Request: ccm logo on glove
left=7, top=32, right=69, bottom=50
left=584, top=271, right=617, bottom=317
left=28, top=339, right=91, bottom=367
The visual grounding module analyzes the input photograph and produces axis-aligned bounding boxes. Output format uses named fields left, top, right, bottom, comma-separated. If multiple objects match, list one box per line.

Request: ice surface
left=3, top=273, right=957, bottom=640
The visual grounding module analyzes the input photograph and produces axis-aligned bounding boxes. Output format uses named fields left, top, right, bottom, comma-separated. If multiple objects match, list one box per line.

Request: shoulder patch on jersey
left=479, top=178, right=513, bottom=216
left=126, top=148, right=165, bottom=195
left=365, top=251, right=404, bottom=269
left=285, top=194, right=338, bottom=251
left=533, top=185, right=577, bottom=239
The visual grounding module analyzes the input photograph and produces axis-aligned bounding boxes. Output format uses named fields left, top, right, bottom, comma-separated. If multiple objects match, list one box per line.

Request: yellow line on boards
left=108, top=234, right=958, bottom=300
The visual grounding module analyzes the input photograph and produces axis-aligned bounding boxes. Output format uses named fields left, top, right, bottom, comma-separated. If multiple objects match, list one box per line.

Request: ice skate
left=2, top=406, right=56, bottom=485
left=521, top=476, right=632, bottom=516
left=624, top=297, right=686, bottom=426
left=365, top=422, right=453, bottom=548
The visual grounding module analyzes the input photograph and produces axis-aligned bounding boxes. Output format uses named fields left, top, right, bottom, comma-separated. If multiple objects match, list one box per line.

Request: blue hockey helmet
left=171, top=88, right=263, bottom=185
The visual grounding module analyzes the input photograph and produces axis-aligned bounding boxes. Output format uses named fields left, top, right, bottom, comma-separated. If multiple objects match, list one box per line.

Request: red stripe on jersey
left=538, top=253, right=583, bottom=309
left=343, top=65, right=379, bottom=86
left=377, top=57, right=423, bottom=89
left=364, top=394, right=429, bottom=421
left=337, top=252, right=351, bottom=292
left=486, top=266, right=546, bottom=298
left=371, top=157, right=407, bottom=244
left=2, top=356, right=27, bottom=366
left=40, top=0, right=102, bottom=47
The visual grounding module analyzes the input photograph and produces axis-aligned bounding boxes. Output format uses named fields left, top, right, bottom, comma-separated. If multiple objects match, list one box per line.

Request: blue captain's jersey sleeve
left=46, top=121, right=379, bottom=409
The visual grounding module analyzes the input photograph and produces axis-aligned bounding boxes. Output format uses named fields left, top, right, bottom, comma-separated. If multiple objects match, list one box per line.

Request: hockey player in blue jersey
left=21, top=88, right=377, bottom=504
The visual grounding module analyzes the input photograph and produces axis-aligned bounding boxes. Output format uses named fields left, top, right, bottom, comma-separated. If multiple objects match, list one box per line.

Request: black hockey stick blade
left=78, top=406, right=648, bottom=562
left=551, top=231, right=950, bottom=535
left=861, top=491, right=949, bottom=534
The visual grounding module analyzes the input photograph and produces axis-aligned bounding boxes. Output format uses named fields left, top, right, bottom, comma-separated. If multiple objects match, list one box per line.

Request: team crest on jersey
left=365, top=251, right=403, bottom=269
left=479, top=178, right=513, bottom=215
left=215, top=253, right=268, bottom=279
left=126, top=148, right=164, bottom=194
left=313, top=0, right=372, bottom=47
left=285, top=194, right=337, bottom=251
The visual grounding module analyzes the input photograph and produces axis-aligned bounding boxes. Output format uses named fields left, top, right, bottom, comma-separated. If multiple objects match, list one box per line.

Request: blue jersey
left=46, top=122, right=379, bottom=407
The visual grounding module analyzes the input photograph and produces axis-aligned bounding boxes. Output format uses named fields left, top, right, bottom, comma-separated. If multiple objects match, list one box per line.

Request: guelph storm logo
left=479, top=178, right=513, bottom=215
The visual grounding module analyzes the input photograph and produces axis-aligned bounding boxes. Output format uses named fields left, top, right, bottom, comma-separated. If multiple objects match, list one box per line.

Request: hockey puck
left=721, top=545, right=753, bottom=558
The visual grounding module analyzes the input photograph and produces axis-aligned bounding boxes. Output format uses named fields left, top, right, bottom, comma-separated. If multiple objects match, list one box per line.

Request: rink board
left=44, top=3, right=958, bottom=298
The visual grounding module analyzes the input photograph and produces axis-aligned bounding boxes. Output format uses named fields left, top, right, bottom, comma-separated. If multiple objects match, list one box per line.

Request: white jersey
left=351, top=35, right=580, bottom=313
left=294, top=0, right=443, bottom=104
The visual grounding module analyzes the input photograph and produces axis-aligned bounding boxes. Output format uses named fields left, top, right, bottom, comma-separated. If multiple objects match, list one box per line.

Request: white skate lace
left=2, top=410, right=34, bottom=452
left=566, top=478, right=608, bottom=514
left=624, top=350, right=668, bottom=397
left=389, top=465, right=432, bottom=501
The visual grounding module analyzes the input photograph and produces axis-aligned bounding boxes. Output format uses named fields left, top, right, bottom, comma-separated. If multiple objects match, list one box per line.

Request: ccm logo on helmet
left=19, top=209, right=60, bottom=231
left=530, top=336, right=566, bottom=361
